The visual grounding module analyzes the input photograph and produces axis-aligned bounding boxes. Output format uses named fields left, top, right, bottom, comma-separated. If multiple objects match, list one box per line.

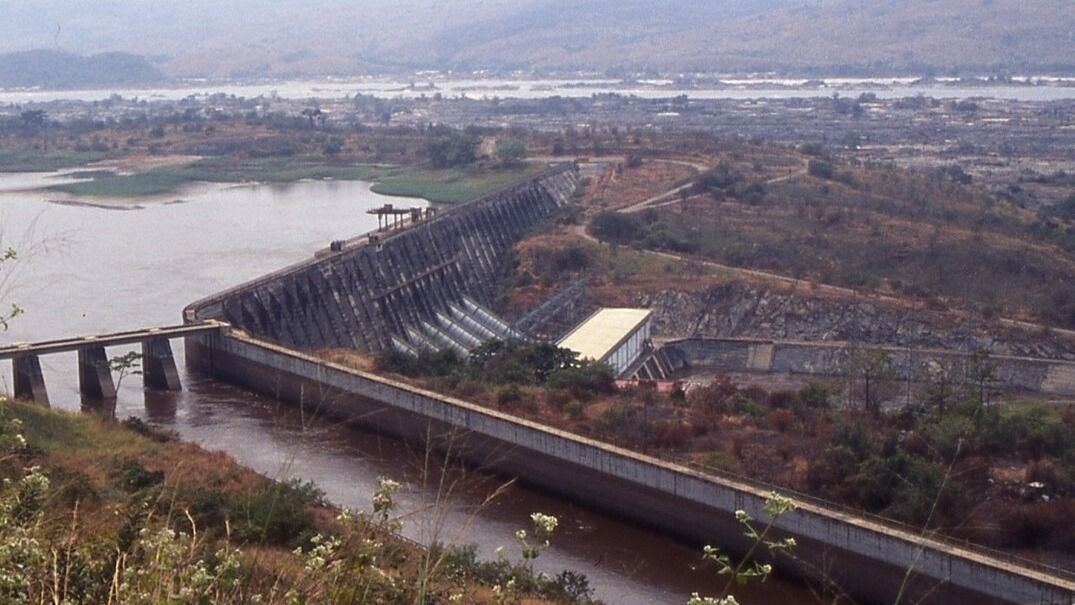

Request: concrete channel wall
left=185, top=329, right=1075, bottom=605
left=664, top=337, right=1075, bottom=397
left=187, top=164, right=579, bottom=353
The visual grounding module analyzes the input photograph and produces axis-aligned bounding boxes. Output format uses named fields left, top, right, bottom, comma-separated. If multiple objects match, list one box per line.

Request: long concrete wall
left=186, top=329, right=1074, bottom=605
left=664, top=337, right=1075, bottom=397
left=186, top=164, right=578, bottom=353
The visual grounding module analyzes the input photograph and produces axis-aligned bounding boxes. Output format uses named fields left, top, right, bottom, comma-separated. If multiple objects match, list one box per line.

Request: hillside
left=0, top=49, right=162, bottom=88
left=0, top=398, right=586, bottom=604
left=0, top=0, right=1071, bottom=80
left=427, top=0, right=1075, bottom=74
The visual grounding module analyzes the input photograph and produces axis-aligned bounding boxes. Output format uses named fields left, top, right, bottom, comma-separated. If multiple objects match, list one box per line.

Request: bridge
left=1, top=321, right=225, bottom=405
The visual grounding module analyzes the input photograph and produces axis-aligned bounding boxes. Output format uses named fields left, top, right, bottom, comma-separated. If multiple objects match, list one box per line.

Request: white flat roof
left=557, top=308, right=652, bottom=362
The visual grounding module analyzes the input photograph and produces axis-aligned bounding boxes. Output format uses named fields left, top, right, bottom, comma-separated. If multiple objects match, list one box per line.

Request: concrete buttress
left=13, top=354, right=49, bottom=405
left=142, top=337, right=182, bottom=391
left=77, top=346, right=116, bottom=402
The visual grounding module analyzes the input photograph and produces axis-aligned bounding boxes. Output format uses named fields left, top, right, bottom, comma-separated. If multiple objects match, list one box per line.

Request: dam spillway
left=187, top=164, right=579, bottom=352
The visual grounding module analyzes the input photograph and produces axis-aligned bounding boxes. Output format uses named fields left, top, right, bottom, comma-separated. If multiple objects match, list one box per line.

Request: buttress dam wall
left=186, top=164, right=578, bottom=352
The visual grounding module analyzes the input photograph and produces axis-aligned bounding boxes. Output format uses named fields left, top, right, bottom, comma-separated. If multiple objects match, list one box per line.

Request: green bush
left=115, top=459, right=165, bottom=493
left=590, top=211, right=643, bottom=244
left=546, top=364, right=616, bottom=400
left=808, top=159, right=836, bottom=180
left=496, top=384, right=524, bottom=408
left=193, top=478, right=324, bottom=548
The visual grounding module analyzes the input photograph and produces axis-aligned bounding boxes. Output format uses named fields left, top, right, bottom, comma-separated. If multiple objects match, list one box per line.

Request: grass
left=49, top=156, right=393, bottom=198
left=53, top=170, right=191, bottom=197
left=0, top=399, right=582, bottom=604
left=370, top=163, right=548, bottom=204
left=47, top=155, right=542, bottom=202
left=0, top=150, right=106, bottom=172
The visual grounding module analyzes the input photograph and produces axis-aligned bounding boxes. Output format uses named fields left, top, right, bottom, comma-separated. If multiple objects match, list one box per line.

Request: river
left=0, top=173, right=812, bottom=604
left=1, top=76, right=1074, bottom=104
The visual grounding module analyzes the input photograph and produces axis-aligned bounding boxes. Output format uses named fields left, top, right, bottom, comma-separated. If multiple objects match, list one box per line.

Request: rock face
left=639, top=284, right=1075, bottom=360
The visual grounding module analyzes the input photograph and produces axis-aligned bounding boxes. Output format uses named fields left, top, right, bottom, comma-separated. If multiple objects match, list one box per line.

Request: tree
left=300, top=107, right=326, bottom=129
left=495, top=138, right=527, bottom=167
left=848, top=345, right=894, bottom=414
left=966, top=349, right=997, bottom=410
left=807, top=159, right=835, bottom=180
left=19, top=110, right=47, bottom=131
left=0, top=247, right=22, bottom=331
left=694, top=161, right=744, bottom=195
left=426, top=129, right=479, bottom=168
left=590, top=211, right=643, bottom=244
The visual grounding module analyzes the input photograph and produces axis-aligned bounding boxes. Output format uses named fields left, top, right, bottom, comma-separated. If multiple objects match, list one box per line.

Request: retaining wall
left=664, top=337, right=1075, bottom=396
left=186, top=329, right=1074, bottom=605
left=187, top=164, right=578, bottom=353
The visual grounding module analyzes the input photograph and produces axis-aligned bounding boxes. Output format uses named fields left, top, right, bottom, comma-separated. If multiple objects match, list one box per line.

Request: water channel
left=0, top=172, right=813, bottom=604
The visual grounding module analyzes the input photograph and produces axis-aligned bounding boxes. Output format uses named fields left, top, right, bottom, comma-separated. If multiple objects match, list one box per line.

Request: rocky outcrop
left=639, top=283, right=1075, bottom=360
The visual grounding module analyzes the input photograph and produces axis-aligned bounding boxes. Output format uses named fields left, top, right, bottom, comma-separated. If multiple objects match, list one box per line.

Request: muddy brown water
left=0, top=173, right=814, bottom=604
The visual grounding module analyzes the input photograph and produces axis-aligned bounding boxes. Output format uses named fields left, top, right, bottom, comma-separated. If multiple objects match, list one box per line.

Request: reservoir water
left=0, top=172, right=811, bottom=604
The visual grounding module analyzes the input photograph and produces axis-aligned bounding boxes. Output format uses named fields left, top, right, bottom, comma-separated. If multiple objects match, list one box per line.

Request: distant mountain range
left=0, top=0, right=1071, bottom=84
left=0, top=50, right=162, bottom=89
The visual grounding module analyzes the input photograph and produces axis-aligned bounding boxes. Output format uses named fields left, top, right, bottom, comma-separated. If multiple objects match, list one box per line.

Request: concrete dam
left=188, top=164, right=579, bottom=353
left=183, top=165, right=1074, bottom=605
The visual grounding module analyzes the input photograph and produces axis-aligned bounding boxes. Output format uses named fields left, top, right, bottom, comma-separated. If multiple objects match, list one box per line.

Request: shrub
left=767, top=390, right=798, bottom=409
left=652, top=421, right=692, bottom=450
left=564, top=400, right=586, bottom=420
left=690, top=377, right=738, bottom=414
left=545, top=389, right=573, bottom=412
left=546, top=364, right=616, bottom=400
left=594, top=404, right=640, bottom=442
left=115, top=459, right=165, bottom=493
left=496, top=385, right=524, bottom=408
left=732, top=394, right=766, bottom=419
left=425, top=128, right=478, bottom=167
left=808, top=159, right=836, bottom=180
left=695, top=161, right=744, bottom=193
left=547, top=570, right=597, bottom=603
left=766, top=409, right=795, bottom=433
left=375, top=348, right=462, bottom=377
left=1001, top=502, right=1071, bottom=548
left=590, top=211, right=643, bottom=244
left=228, top=479, right=323, bottom=547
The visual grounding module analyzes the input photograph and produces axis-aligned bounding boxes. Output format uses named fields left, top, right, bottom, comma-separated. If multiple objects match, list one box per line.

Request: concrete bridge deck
left=0, top=321, right=223, bottom=360
left=3, top=321, right=224, bottom=405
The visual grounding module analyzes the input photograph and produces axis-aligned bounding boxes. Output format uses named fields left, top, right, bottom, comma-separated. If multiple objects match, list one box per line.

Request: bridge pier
left=12, top=355, right=49, bottom=405
left=78, top=346, right=116, bottom=402
left=142, top=338, right=181, bottom=391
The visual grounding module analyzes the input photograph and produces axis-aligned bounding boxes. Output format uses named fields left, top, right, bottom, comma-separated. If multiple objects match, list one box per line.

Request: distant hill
left=0, top=50, right=163, bottom=88
left=414, top=0, right=1075, bottom=75
left=0, top=0, right=1071, bottom=79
